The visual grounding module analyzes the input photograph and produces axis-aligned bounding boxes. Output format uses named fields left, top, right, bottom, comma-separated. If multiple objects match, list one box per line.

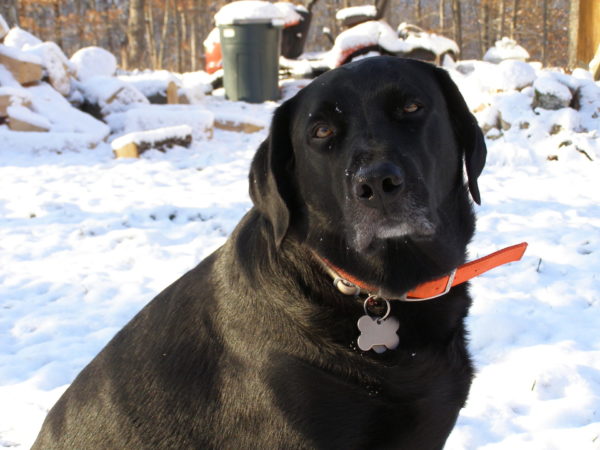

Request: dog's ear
left=249, top=99, right=296, bottom=247
left=434, top=67, right=487, bottom=205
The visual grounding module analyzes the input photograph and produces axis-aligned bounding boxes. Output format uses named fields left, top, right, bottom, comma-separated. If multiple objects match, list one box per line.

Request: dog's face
left=250, top=57, right=486, bottom=297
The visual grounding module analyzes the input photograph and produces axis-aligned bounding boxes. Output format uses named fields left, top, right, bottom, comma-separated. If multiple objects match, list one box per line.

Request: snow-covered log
left=105, top=104, right=214, bottom=140
left=0, top=45, right=43, bottom=85
left=24, top=42, right=73, bottom=96
left=111, top=124, right=193, bottom=158
left=6, top=104, right=51, bottom=132
left=213, top=112, right=266, bottom=133
left=0, top=88, right=31, bottom=117
left=78, top=76, right=149, bottom=118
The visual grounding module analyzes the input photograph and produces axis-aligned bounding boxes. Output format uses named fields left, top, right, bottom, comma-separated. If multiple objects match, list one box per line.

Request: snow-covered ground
left=1, top=63, right=599, bottom=449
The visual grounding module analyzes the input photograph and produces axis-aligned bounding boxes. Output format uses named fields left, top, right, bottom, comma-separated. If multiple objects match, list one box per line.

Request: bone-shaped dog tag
left=357, top=315, right=400, bottom=353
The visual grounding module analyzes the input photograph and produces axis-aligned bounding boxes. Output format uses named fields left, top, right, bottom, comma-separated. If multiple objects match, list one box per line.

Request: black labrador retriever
left=33, top=56, right=486, bottom=449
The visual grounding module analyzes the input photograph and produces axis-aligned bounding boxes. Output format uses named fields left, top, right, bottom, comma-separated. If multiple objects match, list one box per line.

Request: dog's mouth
left=346, top=201, right=436, bottom=252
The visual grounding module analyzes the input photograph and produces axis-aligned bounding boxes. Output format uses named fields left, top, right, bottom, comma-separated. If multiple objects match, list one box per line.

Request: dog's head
left=250, top=57, right=486, bottom=296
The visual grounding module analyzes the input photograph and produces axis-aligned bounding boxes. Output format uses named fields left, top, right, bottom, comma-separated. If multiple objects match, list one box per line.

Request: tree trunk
left=145, top=2, right=157, bottom=69
left=451, top=0, right=462, bottom=52
left=481, top=0, right=490, bottom=52
left=510, top=0, right=519, bottom=39
left=76, top=0, right=85, bottom=49
left=173, top=0, right=182, bottom=72
left=157, top=2, right=171, bottom=69
left=568, top=0, right=600, bottom=68
left=541, top=0, right=548, bottom=65
left=127, top=0, right=147, bottom=70
left=190, top=4, right=199, bottom=71
left=180, top=9, right=188, bottom=72
left=499, top=0, right=506, bottom=39
left=415, top=0, right=422, bottom=27
left=439, top=0, right=445, bottom=32
left=53, top=0, right=63, bottom=49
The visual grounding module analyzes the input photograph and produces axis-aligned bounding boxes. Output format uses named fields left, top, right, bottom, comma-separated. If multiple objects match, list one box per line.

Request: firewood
left=112, top=125, right=193, bottom=158
left=0, top=48, right=43, bottom=85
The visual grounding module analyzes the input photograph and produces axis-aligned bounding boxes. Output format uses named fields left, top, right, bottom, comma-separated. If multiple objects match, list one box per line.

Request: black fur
left=33, top=57, right=486, bottom=450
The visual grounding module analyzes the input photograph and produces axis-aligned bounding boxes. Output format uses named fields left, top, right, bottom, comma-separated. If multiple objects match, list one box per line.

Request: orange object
left=407, top=242, right=528, bottom=300
left=320, top=242, right=529, bottom=301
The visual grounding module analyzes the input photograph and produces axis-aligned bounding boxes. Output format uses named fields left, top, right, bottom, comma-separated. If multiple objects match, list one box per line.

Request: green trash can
left=217, top=14, right=282, bottom=103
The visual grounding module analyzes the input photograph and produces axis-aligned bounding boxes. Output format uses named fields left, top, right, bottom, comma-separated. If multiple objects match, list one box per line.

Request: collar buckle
left=333, top=276, right=361, bottom=296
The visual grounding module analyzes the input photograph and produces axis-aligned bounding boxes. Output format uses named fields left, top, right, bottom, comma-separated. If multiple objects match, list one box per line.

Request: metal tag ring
left=363, top=296, right=392, bottom=321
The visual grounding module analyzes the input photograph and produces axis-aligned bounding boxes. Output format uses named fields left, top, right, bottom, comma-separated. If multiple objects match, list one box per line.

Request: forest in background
left=0, top=0, right=578, bottom=73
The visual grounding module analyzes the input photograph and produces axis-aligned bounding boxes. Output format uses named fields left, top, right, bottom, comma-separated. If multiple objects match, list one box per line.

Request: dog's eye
left=313, top=125, right=334, bottom=139
left=403, top=103, right=421, bottom=113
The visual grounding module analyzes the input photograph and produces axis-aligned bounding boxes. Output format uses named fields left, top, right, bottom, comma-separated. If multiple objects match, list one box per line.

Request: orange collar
left=318, top=242, right=528, bottom=301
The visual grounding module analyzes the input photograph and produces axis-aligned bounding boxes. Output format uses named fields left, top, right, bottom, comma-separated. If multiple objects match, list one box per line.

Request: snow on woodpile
left=397, top=23, right=459, bottom=56
left=118, top=70, right=180, bottom=100
left=484, top=37, right=530, bottom=63
left=0, top=20, right=216, bottom=155
left=70, top=46, right=117, bottom=81
left=450, top=60, right=600, bottom=163
left=77, top=75, right=150, bottom=116
left=2, top=26, right=42, bottom=49
left=23, top=42, right=74, bottom=95
left=6, top=104, right=51, bottom=131
left=105, top=104, right=214, bottom=141
left=111, top=124, right=193, bottom=158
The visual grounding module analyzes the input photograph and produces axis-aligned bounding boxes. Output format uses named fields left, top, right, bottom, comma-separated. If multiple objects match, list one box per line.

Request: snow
left=0, top=44, right=42, bottom=65
left=70, top=46, right=117, bottom=81
left=6, top=104, right=51, bottom=130
left=336, top=5, right=377, bottom=21
left=494, top=59, right=537, bottom=91
left=0, top=86, right=32, bottom=104
left=397, top=22, right=459, bottom=56
left=326, top=21, right=411, bottom=67
left=534, top=74, right=573, bottom=104
left=76, top=75, right=149, bottom=115
left=214, top=0, right=286, bottom=26
left=0, top=64, right=21, bottom=87
left=24, top=42, right=73, bottom=95
left=274, top=2, right=304, bottom=27
left=484, top=37, right=530, bottom=63
left=1, top=54, right=600, bottom=450
left=326, top=20, right=459, bottom=68
left=26, top=83, right=109, bottom=140
left=110, top=124, right=193, bottom=149
left=106, top=104, right=214, bottom=140
left=2, top=27, right=42, bottom=50
left=117, top=70, right=180, bottom=98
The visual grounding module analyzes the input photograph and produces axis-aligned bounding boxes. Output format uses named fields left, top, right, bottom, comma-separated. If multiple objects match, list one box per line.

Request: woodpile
left=0, top=14, right=268, bottom=156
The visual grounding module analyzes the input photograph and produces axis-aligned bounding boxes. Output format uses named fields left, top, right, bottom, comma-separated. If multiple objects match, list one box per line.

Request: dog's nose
left=353, top=163, right=405, bottom=205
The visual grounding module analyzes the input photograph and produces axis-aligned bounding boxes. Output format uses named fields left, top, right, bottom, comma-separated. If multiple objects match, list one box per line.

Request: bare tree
left=126, top=0, right=146, bottom=69
left=439, top=0, right=446, bottom=31
left=451, top=0, right=462, bottom=52
left=510, top=0, right=519, bottom=38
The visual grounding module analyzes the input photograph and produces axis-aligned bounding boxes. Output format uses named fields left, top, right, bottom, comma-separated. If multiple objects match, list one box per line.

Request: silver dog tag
left=357, top=315, right=400, bottom=353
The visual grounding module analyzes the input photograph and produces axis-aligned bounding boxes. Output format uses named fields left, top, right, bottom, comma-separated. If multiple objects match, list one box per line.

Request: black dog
left=33, top=57, right=486, bottom=449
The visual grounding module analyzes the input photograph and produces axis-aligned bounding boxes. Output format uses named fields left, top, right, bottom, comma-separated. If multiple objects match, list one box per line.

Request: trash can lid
left=215, top=1, right=286, bottom=26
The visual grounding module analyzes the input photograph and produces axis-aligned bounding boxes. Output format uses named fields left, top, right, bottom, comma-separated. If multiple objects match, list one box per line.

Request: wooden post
left=569, top=0, right=600, bottom=69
